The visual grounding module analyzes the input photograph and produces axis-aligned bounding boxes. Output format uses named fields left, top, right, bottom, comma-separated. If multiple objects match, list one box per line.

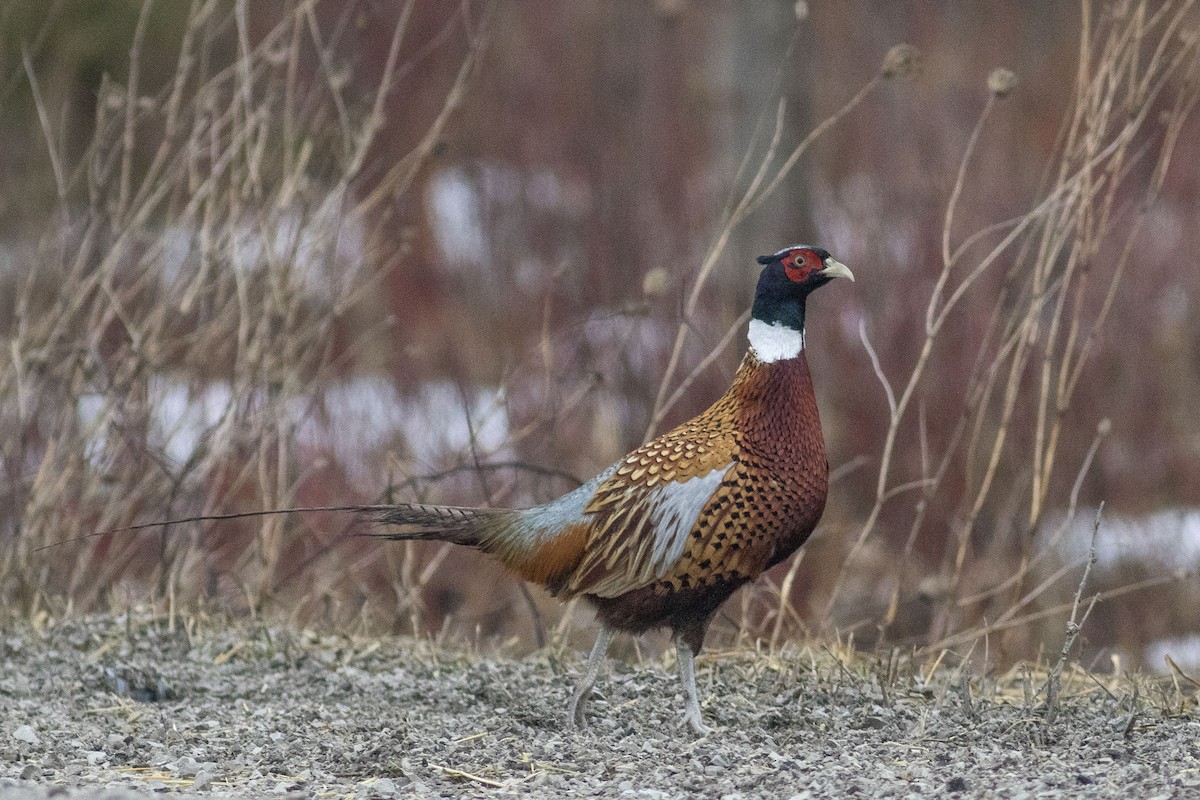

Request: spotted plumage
left=367, top=244, right=853, bottom=734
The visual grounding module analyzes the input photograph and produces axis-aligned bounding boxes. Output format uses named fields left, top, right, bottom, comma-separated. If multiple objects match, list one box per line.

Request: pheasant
left=369, top=245, right=852, bottom=733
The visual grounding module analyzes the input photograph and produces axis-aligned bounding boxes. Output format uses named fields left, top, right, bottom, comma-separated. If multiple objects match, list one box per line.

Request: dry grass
left=2, top=0, right=1199, bottom=682
left=735, top=0, right=1200, bottom=665
left=0, top=0, right=492, bottom=626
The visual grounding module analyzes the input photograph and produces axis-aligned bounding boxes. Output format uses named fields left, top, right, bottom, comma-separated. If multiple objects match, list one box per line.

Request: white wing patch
left=646, top=465, right=727, bottom=574
left=582, top=463, right=731, bottom=597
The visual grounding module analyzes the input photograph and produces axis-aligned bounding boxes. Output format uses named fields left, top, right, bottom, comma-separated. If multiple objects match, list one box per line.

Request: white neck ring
left=748, top=318, right=804, bottom=363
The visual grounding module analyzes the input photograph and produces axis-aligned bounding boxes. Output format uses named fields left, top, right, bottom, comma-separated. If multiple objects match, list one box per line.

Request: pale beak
left=822, top=258, right=855, bottom=282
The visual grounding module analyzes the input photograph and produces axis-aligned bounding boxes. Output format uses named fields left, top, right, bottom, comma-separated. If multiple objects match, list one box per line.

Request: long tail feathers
left=357, top=503, right=515, bottom=548
left=359, top=502, right=590, bottom=591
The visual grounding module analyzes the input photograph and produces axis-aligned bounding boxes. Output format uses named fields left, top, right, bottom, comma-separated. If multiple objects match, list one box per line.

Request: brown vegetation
left=1, top=1, right=1199, bottom=675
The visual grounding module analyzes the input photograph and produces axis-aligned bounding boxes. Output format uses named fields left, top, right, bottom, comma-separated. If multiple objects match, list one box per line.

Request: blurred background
left=1, top=1, right=1198, bottom=675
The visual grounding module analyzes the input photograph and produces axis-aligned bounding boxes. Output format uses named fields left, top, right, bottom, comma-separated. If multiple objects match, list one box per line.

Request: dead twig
left=1042, top=503, right=1103, bottom=726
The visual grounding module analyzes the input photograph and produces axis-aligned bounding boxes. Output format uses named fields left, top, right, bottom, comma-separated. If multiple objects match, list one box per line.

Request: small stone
left=191, top=770, right=214, bottom=791
left=85, top=751, right=106, bottom=765
left=12, top=725, right=38, bottom=745
left=368, top=777, right=397, bottom=797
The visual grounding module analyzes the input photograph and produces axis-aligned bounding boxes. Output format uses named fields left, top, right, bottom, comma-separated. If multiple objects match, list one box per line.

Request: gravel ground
left=1, top=613, right=1198, bottom=799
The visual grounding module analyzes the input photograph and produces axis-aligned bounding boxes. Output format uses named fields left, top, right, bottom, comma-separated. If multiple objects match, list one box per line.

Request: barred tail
left=359, top=503, right=516, bottom=547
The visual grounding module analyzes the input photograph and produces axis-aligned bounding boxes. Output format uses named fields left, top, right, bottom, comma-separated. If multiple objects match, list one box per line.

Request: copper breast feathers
left=559, top=351, right=829, bottom=599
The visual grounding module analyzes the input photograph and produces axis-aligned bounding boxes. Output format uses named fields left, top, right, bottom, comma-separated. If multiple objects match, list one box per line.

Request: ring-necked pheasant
left=368, top=245, right=852, bottom=733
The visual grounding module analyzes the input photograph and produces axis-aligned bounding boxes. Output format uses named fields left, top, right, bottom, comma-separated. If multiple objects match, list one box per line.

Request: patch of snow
left=293, top=376, right=512, bottom=484
left=1041, top=507, right=1200, bottom=572
left=77, top=373, right=510, bottom=485
left=427, top=167, right=487, bottom=267
left=1144, top=634, right=1200, bottom=675
left=148, top=377, right=234, bottom=467
left=155, top=195, right=366, bottom=299
left=77, top=393, right=110, bottom=468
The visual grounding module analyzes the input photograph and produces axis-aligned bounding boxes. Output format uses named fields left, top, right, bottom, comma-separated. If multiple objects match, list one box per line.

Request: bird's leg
left=566, top=627, right=613, bottom=729
left=675, top=637, right=713, bottom=735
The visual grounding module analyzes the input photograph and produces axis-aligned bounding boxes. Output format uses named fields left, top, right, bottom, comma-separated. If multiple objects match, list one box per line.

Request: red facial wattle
left=783, top=250, right=816, bottom=283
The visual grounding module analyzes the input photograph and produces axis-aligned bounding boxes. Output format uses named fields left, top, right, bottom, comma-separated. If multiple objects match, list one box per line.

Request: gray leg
left=567, top=627, right=614, bottom=729
left=676, top=638, right=713, bottom=735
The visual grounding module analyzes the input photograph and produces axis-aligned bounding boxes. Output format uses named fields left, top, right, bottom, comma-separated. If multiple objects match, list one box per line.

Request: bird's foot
left=566, top=691, right=589, bottom=729
left=566, top=628, right=613, bottom=731
left=682, top=707, right=713, bottom=736
left=674, top=638, right=712, bottom=735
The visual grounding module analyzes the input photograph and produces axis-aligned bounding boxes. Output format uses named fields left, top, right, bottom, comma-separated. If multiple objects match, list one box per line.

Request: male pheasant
left=370, top=245, right=852, bottom=733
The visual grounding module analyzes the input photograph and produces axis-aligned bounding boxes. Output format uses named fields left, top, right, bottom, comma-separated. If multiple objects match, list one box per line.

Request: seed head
left=881, top=44, right=920, bottom=80
left=988, top=68, right=1018, bottom=98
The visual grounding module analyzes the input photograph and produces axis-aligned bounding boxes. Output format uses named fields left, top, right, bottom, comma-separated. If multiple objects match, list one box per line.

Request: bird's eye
left=783, top=252, right=811, bottom=282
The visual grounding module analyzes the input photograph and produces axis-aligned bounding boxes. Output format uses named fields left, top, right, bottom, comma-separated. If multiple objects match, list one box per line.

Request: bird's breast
left=732, top=355, right=826, bottom=464
left=647, top=353, right=829, bottom=593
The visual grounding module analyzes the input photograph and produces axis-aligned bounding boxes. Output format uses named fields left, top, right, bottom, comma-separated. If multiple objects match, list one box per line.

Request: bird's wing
left=559, top=417, right=740, bottom=598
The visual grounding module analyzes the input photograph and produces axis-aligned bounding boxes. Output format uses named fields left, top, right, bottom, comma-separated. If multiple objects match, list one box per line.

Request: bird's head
left=755, top=244, right=853, bottom=303
left=748, top=244, right=853, bottom=361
